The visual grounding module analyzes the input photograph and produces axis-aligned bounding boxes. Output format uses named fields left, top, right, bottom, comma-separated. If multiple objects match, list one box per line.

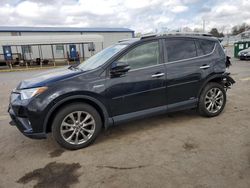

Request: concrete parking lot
left=0, top=50, right=250, bottom=188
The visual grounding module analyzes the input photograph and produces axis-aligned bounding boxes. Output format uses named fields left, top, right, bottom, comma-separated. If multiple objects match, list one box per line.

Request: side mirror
left=110, top=61, right=130, bottom=78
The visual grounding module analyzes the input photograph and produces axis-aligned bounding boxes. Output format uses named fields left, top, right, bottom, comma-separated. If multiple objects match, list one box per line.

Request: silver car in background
left=238, top=47, right=250, bottom=60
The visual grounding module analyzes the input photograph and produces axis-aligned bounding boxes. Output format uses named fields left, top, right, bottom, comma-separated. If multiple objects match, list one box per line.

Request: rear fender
left=198, top=73, right=235, bottom=97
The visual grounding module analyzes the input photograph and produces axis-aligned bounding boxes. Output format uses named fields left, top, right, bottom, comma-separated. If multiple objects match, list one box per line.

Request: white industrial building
left=0, top=26, right=134, bottom=67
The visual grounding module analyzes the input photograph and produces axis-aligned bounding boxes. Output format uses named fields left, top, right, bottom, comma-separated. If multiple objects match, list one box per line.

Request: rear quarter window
left=196, top=39, right=216, bottom=56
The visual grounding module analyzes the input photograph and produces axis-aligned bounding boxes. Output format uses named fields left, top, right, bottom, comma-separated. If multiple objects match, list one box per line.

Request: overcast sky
left=0, top=0, right=249, bottom=33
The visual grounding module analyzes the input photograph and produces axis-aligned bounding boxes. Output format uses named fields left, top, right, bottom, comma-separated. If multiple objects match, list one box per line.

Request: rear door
left=164, top=38, right=203, bottom=106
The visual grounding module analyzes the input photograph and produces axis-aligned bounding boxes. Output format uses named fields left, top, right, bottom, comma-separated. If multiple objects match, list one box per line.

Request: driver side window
left=118, top=41, right=159, bottom=70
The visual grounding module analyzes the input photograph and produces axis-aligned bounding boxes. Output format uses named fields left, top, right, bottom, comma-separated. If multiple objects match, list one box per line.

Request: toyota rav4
left=8, top=33, right=235, bottom=150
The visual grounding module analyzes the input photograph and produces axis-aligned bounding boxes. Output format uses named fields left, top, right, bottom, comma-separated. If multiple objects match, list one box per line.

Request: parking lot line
left=240, top=77, right=250, bottom=81
left=0, top=115, right=9, bottom=121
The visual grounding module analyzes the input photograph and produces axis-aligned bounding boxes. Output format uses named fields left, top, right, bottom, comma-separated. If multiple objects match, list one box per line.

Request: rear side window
left=165, top=39, right=197, bottom=62
left=196, top=39, right=215, bottom=56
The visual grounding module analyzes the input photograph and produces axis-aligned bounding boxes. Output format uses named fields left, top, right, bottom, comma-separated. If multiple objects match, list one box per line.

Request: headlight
left=19, top=87, right=48, bottom=100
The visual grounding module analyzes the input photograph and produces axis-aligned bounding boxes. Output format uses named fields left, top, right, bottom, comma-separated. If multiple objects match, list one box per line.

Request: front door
left=106, top=40, right=167, bottom=117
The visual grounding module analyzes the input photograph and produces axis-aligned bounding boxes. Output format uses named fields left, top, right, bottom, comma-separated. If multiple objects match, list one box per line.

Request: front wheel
left=52, top=103, right=102, bottom=150
left=198, top=82, right=226, bottom=117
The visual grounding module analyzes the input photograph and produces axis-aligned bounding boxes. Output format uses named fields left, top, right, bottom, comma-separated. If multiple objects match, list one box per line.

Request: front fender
left=42, top=94, right=110, bottom=133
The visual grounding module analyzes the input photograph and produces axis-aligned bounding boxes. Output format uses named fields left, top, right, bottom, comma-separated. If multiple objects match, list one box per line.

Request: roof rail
left=118, top=38, right=131, bottom=42
left=139, top=32, right=213, bottom=40
left=140, top=32, right=213, bottom=39
left=161, top=32, right=212, bottom=37
left=140, top=33, right=157, bottom=39
left=118, top=38, right=139, bottom=43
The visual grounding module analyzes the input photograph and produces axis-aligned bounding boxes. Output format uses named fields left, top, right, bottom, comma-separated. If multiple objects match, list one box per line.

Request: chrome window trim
left=110, top=41, right=217, bottom=73
left=129, top=63, right=164, bottom=72
left=165, top=43, right=217, bottom=65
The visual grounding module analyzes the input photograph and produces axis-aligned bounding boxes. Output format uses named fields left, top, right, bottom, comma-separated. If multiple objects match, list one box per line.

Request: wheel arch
left=43, top=95, right=111, bottom=133
left=197, top=74, right=225, bottom=98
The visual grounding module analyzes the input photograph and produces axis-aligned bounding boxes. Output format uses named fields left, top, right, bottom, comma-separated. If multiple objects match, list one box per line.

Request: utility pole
left=203, top=19, right=206, bottom=32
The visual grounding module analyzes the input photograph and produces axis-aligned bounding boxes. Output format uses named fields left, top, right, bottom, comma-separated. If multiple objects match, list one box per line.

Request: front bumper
left=239, top=54, right=250, bottom=60
left=8, top=104, right=47, bottom=139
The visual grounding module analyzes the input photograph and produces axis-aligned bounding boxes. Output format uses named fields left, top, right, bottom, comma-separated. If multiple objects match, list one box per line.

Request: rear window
left=165, top=39, right=197, bottom=62
left=196, top=39, right=215, bottom=56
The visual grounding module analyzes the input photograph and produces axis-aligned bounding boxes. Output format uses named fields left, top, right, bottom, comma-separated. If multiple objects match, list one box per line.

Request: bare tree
left=209, top=28, right=224, bottom=37
left=232, top=23, right=250, bottom=35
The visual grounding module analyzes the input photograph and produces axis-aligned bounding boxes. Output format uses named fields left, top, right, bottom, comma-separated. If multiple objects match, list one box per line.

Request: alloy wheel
left=205, top=88, right=224, bottom=114
left=60, top=111, right=95, bottom=145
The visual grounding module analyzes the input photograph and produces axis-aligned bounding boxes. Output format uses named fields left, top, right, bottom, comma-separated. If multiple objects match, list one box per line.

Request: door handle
left=200, top=65, right=210, bottom=69
left=151, top=73, right=165, bottom=78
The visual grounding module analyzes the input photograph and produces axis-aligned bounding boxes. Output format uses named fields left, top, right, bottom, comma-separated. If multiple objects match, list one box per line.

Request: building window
left=56, top=45, right=64, bottom=53
left=88, top=43, right=95, bottom=51
left=22, top=45, right=32, bottom=53
left=11, top=32, right=20, bottom=36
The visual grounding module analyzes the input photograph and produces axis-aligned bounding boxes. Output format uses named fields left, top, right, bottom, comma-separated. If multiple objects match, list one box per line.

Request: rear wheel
left=52, top=103, right=102, bottom=150
left=198, top=82, right=226, bottom=117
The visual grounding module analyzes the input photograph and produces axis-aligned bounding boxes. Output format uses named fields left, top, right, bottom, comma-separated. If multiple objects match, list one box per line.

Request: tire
left=198, top=82, right=226, bottom=117
left=52, top=103, right=102, bottom=150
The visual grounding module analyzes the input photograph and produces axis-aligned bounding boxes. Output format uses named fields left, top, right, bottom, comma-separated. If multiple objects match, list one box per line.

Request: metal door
left=3, top=46, right=12, bottom=61
left=69, top=44, right=77, bottom=59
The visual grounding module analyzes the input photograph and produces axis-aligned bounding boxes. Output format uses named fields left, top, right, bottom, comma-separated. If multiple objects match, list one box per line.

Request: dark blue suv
left=8, top=34, right=235, bottom=149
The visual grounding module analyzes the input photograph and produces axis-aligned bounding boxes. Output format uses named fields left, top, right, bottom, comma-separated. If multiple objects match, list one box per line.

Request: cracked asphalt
left=0, top=47, right=250, bottom=188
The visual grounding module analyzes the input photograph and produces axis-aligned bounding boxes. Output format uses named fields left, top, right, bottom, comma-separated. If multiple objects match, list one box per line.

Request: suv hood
left=17, top=67, right=82, bottom=89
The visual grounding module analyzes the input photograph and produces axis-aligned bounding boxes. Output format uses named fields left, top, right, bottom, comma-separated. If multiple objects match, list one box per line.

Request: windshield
left=78, top=44, right=127, bottom=71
